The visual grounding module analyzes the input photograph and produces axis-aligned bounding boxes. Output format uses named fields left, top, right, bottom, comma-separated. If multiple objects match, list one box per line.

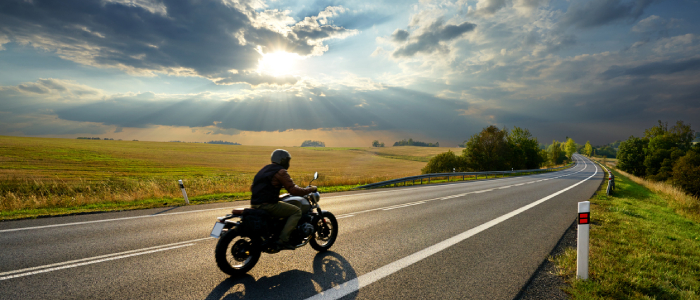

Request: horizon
left=1, top=0, right=698, bottom=147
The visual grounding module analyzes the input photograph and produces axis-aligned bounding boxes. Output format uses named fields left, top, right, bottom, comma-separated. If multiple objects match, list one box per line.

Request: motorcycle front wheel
left=310, top=211, right=338, bottom=252
left=215, top=228, right=261, bottom=276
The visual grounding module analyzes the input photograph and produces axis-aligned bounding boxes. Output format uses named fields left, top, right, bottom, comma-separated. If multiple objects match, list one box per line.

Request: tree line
left=393, top=138, right=439, bottom=147
left=616, top=120, right=699, bottom=196
left=301, top=140, right=325, bottom=147
left=422, top=125, right=577, bottom=174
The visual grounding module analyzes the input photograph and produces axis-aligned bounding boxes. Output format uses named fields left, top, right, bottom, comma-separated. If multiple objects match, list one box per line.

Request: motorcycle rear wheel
left=310, top=211, right=338, bottom=252
left=215, top=228, right=261, bottom=276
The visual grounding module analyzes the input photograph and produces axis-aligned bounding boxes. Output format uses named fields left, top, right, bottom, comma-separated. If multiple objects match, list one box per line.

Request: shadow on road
left=205, top=251, right=357, bottom=300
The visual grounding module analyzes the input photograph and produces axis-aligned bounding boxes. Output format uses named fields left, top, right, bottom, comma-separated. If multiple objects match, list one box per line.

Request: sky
left=0, top=0, right=699, bottom=147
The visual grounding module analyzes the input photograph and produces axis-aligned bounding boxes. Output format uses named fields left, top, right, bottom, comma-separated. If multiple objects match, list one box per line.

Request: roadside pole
left=577, top=201, right=590, bottom=280
left=179, top=179, right=190, bottom=205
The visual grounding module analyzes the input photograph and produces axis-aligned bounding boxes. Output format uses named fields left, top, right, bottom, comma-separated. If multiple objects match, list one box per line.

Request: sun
left=257, top=52, right=302, bottom=77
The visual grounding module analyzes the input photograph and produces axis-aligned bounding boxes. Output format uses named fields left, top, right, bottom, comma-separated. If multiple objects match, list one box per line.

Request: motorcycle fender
left=311, top=210, right=331, bottom=222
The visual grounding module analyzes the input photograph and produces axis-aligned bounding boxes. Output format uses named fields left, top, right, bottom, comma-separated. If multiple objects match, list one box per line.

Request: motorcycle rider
left=250, top=149, right=317, bottom=250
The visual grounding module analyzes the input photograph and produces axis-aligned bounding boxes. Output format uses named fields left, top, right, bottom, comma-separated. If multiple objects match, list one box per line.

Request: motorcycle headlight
left=310, top=192, right=320, bottom=203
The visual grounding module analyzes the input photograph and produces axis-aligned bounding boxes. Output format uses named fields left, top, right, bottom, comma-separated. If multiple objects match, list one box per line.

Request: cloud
left=391, top=29, right=410, bottom=42
left=601, top=58, right=700, bottom=79
left=0, top=0, right=356, bottom=86
left=0, top=79, right=482, bottom=141
left=559, top=0, right=656, bottom=29
left=474, top=0, right=508, bottom=15
left=631, top=15, right=679, bottom=34
left=392, top=20, right=476, bottom=58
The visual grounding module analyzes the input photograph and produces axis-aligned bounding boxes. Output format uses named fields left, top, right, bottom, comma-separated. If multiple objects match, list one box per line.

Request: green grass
left=553, top=166, right=700, bottom=299
left=0, top=184, right=366, bottom=220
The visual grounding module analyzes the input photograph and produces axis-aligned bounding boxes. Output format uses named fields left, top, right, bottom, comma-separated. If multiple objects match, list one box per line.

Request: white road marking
left=0, top=207, right=243, bottom=233
left=0, top=243, right=197, bottom=281
left=0, top=237, right=213, bottom=277
left=305, top=157, right=597, bottom=300
left=0, top=161, right=581, bottom=233
left=331, top=160, right=587, bottom=218
left=0, top=158, right=587, bottom=282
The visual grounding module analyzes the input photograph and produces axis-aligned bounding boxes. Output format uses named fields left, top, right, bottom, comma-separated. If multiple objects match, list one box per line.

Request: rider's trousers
left=253, top=202, right=301, bottom=243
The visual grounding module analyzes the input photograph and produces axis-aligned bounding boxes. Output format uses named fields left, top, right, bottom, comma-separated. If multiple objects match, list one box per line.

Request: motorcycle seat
left=231, top=208, right=269, bottom=217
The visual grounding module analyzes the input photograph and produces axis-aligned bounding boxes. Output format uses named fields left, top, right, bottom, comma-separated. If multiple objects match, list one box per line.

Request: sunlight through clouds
left=257, top=51, right=304, bottom=77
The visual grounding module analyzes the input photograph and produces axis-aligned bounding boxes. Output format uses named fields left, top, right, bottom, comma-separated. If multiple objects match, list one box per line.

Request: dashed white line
left=0, top=242, right=200, bottom=281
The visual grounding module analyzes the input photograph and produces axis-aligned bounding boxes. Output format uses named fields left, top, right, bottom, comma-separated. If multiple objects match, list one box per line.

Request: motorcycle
left=210, top=172, right=339, bottom=276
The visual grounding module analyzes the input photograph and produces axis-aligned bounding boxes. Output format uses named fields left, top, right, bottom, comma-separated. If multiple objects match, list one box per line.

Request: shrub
left=672, top=150, right=700, bottom=197
left=422, top=151, right=464, bottom=174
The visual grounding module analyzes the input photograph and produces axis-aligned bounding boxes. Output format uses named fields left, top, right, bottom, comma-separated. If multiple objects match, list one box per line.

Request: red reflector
left=579, top=213, right=589, bottom=219
left=580, top=218, right=589, bottom=224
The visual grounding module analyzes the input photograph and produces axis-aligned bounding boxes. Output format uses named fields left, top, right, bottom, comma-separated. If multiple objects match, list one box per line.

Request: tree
left=672, top=146, right=700, bottom=197
left=584, top=141, right=593, bottom=156
left=393, top=138, right=439, bottom=147
left=507, top=126, right=543, bottom=170
left=617, top=136, right=648, bottom=176
left=548, top=140, right=564, bottom=165
left=372, top=140, right=385, bottom=147
left=564, top=138, right=577, bottom=159
left=463, top=126, right=510, bottom=171
left=422, top=150, right=465, bottom=174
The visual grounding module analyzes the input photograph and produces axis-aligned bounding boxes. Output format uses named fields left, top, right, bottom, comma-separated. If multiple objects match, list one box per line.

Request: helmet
left=271, top=149, right=291, bottom=169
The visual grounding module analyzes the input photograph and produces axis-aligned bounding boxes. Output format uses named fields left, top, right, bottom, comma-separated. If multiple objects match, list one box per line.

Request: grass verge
left=0, top=184, right=362, bottom=220
left=552, top=163, right=700, bottom=299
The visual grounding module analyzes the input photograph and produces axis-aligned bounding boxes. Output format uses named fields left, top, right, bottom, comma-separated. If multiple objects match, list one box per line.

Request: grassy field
left=553, top=160, right=700, bottom=299
left=0, top=136, right=460, bottom=219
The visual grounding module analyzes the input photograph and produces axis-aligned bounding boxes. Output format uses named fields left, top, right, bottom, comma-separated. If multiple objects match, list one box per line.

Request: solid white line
left=0, top=243, right=196, bottom=281
left=0, top=237, right=213, bottom=277
left=304, top=157, right=597, bottom=300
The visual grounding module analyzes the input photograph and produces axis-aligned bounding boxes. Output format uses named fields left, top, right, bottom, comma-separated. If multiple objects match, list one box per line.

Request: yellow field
left=0, top=135, right=459, bottom=213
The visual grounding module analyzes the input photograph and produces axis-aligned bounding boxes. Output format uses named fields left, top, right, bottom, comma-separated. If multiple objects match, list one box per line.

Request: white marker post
left=577, top=201, right=590, bottom=280
left=179, top=180, right=189, bottom=205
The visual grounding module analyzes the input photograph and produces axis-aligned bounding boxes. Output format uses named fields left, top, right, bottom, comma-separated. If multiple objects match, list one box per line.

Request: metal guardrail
left=596, top=161, right=615, bottom=196
left=353, top=163, right=576, bottom=190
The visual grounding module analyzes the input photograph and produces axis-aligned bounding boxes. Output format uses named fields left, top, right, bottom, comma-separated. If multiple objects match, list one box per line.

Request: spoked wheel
left=310, top=211, right=338, bottom=252
left=215, top=228, right=261, bottom=276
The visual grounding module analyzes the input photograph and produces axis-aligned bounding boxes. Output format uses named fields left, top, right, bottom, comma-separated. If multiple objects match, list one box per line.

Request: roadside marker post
left=179, top=180, right=189, bottom=205
left=577, top=201, right=590, bottom=280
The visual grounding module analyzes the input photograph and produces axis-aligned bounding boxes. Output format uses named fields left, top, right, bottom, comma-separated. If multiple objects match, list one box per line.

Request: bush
left=617, top=136, right=648, bottom=177
left=422, top=151, right=464, bottom=174
left=672, top=150, right=700, bottom=197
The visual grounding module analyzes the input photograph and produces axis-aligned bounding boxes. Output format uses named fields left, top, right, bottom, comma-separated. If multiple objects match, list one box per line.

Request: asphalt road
left=0, top=154, right=602, bottom=300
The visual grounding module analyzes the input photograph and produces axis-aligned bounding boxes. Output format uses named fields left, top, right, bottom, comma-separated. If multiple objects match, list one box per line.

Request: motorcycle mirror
left=314, top=172, right=318, bottom=180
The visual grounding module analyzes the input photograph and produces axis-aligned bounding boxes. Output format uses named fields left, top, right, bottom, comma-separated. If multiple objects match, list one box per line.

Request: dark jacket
left=250, top=164, right=316, bottom=205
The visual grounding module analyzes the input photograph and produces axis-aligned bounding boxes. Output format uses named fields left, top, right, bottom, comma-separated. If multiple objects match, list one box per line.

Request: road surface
left=0, top=154, right=602, bottom=299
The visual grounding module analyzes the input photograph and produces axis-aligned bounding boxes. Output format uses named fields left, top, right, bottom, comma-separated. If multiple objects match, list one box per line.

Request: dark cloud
left=51, top=87, right=474, bottom=140
left=392, top=29, right=409, bottom=42
left=392, top=21, right=476, bottom=57
left=0, top=0, right=354, bottom=85
left=601, top=58, right=700, bottom=79
left=560, top=0, right=656, bottom=29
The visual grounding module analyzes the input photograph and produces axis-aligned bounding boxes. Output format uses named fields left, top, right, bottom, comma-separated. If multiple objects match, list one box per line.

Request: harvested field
left=0, top=136, right=459, bottom=217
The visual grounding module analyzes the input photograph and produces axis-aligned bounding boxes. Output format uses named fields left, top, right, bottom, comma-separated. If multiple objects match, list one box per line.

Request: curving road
left=0, top=154, right=602, bottom=299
